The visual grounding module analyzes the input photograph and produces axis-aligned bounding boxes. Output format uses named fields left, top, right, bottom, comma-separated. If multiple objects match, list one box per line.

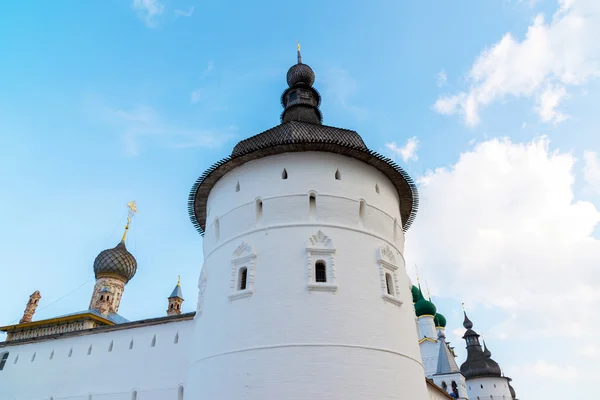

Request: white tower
left=185, top=47, right=428, bottom=399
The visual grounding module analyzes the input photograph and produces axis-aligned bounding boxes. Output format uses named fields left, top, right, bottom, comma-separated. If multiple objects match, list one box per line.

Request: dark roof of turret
left=460, top=312, right=503, bottom=379
left=188, top=50, right=419, bottom=236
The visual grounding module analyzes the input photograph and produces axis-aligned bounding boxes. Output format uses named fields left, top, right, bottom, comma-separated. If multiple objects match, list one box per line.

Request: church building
left=0, top=47, right=518, bottom=400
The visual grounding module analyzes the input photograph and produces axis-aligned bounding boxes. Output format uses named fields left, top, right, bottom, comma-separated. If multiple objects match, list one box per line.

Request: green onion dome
left=415, top=297, right=437, bottom=317
left=434, top=313, right=447, bottom=328
left=411, top=285, right=421, bottom=303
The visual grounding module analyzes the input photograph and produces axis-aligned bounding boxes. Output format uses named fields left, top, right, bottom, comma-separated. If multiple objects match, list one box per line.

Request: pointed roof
left=436, top=332, right=460, bottom=375
left=169, top=278, right=183, bottom=300
left=459, top=312, right=503, bottom=379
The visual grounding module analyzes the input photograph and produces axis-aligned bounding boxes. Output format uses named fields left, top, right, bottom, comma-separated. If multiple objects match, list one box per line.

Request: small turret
left=19, top=290, right=41, bottom=324
left=167, top=276, right=184, bottom=316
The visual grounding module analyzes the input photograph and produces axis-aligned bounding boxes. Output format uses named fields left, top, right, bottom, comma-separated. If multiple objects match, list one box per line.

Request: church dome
left=414, top=298, right=436, bottom=317
left=287, top=63, right=315, bottom=87
left=434, top=312, right=447, bottom=328
left=93, top=241, right=137, bottom=283
left=411, top=285, right=421, bottom=303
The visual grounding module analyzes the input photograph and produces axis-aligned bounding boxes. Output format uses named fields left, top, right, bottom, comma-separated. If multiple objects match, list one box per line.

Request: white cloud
left=408, top=137, right=600, bottom=343
left=386, top=137, right=419, bottom=162
left=132, top=0, right=164, bottom=27
left=436, top=70, right=448, bottom=87
left=190, top=89, right=201, bottom=103
left=434, top=0, right=600, bottom=126
left=583, top=151, right=600, bottom=195
left=175, top=6, right=194, bottom=17
left=323, top=68, right=367, bottom=119
left=515, top=361, right=578, bottom=382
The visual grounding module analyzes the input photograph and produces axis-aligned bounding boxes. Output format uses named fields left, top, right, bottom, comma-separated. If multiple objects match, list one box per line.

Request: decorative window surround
left=197, top=268, right=208, bottom=314
left=378, top=244, right=402, bottom=306
left=229, top=242, right=257, bottom=301
left=306, top=231, right=337, bottom=293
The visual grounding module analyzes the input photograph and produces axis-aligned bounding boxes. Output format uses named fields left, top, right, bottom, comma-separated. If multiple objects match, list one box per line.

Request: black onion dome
left=93, top=241, right=137, bottom=283
left=287, top=63, right=315, bottom=87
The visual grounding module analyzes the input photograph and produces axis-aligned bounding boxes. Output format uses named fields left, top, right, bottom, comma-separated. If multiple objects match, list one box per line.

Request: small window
left=289, top=91, right=297, bottom=102
left=100, top=295, right=104, bottom=301
left=87, top=345, right=92, bottom=355
left=132, top=390, right=137, bottom=400
left=375, top=184, right=380, bottom=194
left=68, top=348, right=73, bottom=357
left=481, top=384, right=483, bottom=389
left=170, top=304, right=174, bottom=309
left=174, top=332, right=179, bottom=344
left=281, top=168, right=288, bottom=179
left=256, top=199, right=263, bottom=221
left=235, top=181, right=240, bottom=192
left=151, top=335, right=156, bottom=347
left=178, top=385, right=184, bottom=400
left=441, top=382, right=447, bottom=391
left=315, top=261, right=327, bottom=283
left=309, top=193, right=316, bottom=218
left=385, top=273, right=394, bottom=296
left=108, top=341, right=113, bottom=352
left=31, top=352, right=36, bottom=362
left=214, top=218, right=220, bottom=241
left=335, top=169, right=341, bottom=180
left=359, top=200, right=366, bottom=222
left=0, top=352, right=8, bottom=370
left=13, top=355, right=18, bottom=364
left=238, top=267, right=248, bottom=290
left=49, top=350, right=54, bottom=360
left=129, top=339, right=134, bottom=350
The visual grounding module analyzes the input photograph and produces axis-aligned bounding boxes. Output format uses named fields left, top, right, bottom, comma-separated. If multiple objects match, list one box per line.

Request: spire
left=482, top=339, right=492, bottom=358
left=121, top=201, right=138, bottom=242
left=462, top=305, right=473, bottom=329
left=167, top=276, right=184, bottom=316
left=297, top=41, right=302, bottom=64
left=436, top=330, right=460, bottom=375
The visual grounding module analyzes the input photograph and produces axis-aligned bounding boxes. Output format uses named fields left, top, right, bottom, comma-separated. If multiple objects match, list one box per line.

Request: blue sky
left=2, top=1, right=600, bottom=398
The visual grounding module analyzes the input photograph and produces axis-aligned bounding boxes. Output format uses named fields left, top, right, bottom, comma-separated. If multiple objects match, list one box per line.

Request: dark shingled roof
left=188, top=120, right=419, bottom=236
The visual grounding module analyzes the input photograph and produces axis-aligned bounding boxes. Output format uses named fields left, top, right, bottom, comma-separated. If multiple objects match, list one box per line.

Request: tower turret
left=19, top=290, right=41, bottom=324
left=167, top=276, right=184, bottom=316
left=185, top=46, right=423, bottom=399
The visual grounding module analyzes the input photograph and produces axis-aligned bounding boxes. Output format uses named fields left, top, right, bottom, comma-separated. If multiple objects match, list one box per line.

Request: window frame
left=228, top=242, right=257, bottom=301
left=378, top=244, right=403, bottom=306
left=306, top=231, right=337, bottom=292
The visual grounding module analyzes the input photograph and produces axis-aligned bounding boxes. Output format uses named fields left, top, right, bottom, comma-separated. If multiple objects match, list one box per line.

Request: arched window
left=375, top=183, right=380, bottom=194
left=452, top=381, right=459, bottom=396
left=256, top=199, right=263, bottom=221
left=129, top=339, right=134, bottom=350
left=441, top=382, right=447, bottom=391
left=132, top=390, right=137, bottom=400
left=214, top=218, right=220, bottom=241
left=359, top=200, right=366, bottom=223
left=170, top=304, right=174, bottom=309
left=281, top=169, right=288, bottom=179
left=100, top=295, right=104, bottom=301
left=335, top=169, right=341, bottom=180
left=0, top=352, right=8, bottom=370
left=315, top=260, right=327, bottom=283
left=108, top=341, right=113, bottom=352
left=238, top=267, right=248, bottom=290
left=235, top=181, right=240, bottom=192
left=178, top=385, right=184, bottom=400
left=309, top=193, right=316, bottom=218
left=385, top=273, right=394, bottom=296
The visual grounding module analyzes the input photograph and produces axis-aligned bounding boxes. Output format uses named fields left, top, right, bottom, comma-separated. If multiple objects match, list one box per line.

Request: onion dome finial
left=281, top=43, right=321, bottom=124
left=434, top=312, right=447, bottom=328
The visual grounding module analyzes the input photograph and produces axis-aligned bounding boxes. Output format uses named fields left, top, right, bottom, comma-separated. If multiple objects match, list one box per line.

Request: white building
left=0, top=48, right=518, bottom=400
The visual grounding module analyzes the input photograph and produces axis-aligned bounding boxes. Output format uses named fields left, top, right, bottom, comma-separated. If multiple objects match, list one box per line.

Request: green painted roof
left=434, top=313, right=447, bottom=328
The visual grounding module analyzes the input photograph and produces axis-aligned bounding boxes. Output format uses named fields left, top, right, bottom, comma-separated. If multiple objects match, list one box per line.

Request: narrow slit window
left=256, top=199, right=263, bottom=221
left=359, top=200, right=366, bottom=222
left=235, top=181, right=240, bottom=192
left=87, top=345, right=92, bottom=355
left=385, top=273, right=394, bottom=296
left=315, top=260, right=327, bottom=283
left=0, top=352, right=8, bottom=370
left=174, top=332, right=179, bottom=344
left=335, top=169, right=341, bottom=180
left=31, top=352, right=36, bottom=362
left=129, top=339, right=134, bottom=350
left=49, top=350, right=54, bottom=360
left=151, top=335, right=156, bottom=347
left=309, top=193, right=316, bottom=217
left=68, top=348, right=73, bottom=357
left=238, top=267, right=248, bottom=290
left=214, top=218, right=220, bottom=241
left=281, top=168, right=288, bottom=179
left=132, top=390, right=137, bottom=400
left=375, top=183, right=380, bottom=194
left=178, top=385, right=184, bottom=400
left=108, top=341, right=113, bottom=352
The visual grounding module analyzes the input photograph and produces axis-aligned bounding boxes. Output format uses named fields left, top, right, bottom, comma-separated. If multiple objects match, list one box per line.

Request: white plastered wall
left=466, top=376, right=513, bottom=399
left=0, top=319, right=192, bottom=400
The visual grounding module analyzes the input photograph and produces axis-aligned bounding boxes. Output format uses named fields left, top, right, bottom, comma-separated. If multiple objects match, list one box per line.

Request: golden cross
left=122, top=201, right=138, bottom=242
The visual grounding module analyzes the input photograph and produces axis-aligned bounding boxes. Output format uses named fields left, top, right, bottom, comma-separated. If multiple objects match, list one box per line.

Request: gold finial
left=121, top=201, right=138, bottom=242
left=297, top=41, right=301, bottom=52
left=461, top=302, right=465, bottom=311
left=425, top=278, right=432, bottom=300
left=177, top=275, right=181, bottom=286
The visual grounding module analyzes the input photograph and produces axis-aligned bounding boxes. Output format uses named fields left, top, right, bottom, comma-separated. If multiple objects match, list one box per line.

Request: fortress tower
left=185, top=46, right=426, bottom=399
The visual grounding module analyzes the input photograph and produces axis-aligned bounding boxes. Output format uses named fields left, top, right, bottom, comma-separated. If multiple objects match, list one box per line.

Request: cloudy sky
left=1, top=0, right=599, bottom=398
